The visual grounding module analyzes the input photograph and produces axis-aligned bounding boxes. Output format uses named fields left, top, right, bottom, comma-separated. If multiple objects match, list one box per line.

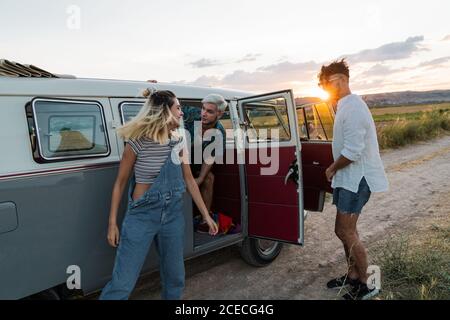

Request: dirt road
left=130, top=135, right=450, bottom=300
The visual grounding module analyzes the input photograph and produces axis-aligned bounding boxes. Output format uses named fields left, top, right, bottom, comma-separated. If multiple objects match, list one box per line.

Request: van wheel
left=239, top=237, right=283, bottom=267
left=26, top=288, right=61, bottom=300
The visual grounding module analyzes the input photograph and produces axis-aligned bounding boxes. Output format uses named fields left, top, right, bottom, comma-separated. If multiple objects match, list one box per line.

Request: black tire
left=239, top=237, right=283, bottom=267
left=25, top=288, right=61, bottom=300
left=57, top=285, right=84, bottom=300
left=24, top=284, right=84, bottom=300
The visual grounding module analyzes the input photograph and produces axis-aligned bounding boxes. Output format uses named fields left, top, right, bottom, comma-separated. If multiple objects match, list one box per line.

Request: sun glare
left=308, top=87, right=330, bottom=100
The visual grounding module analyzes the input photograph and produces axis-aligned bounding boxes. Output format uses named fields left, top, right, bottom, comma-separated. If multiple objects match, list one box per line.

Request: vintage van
left=0, top=70, right=334, bottom=299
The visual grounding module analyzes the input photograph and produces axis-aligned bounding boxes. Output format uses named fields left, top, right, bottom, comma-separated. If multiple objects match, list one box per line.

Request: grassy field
left=374, top=109, right=450, bottom=123
left=371, top=103, right=450, bottom=149
left=370, top=212, right=450, bottom=300
left=372, top=103, right=450, bottom=124
left=370, top=102, right=450, bottom=116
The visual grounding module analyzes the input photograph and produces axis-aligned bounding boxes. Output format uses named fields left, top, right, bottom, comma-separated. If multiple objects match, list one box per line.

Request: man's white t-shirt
left=332, top=94, right=389, bottom=193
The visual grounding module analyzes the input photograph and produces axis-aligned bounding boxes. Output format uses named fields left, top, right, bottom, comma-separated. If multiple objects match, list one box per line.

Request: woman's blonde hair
left=117, top=88, right=178, bottom=144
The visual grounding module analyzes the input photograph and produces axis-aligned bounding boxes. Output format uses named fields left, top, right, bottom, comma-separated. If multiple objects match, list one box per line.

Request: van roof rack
left=0, top=59, right=76, bottom=79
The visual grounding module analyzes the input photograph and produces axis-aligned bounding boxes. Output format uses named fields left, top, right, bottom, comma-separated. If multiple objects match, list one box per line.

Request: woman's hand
left=181, top=160, right=219, bottom=236
left=107, top=223, right=120, bottom=247
left=204, top=215, right=219, bottom=236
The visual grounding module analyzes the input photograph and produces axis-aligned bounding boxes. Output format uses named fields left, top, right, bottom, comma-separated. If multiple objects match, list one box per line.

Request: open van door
left=296, top=102, right=334, bottom=212
left=234, top=90, right=304, bottom=245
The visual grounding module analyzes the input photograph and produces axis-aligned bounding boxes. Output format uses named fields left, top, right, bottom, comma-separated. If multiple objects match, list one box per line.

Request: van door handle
left=284, top=168, right=294, bottom=185
left=313, top=161, right=320, bottom=165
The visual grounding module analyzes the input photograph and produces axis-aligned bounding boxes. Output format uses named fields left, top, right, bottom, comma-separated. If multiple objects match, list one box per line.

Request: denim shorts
left=332, top=177, right=371, bottom=214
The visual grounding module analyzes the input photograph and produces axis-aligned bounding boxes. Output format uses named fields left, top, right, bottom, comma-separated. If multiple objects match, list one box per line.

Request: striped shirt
left=127, top=137, right=183, bottom=184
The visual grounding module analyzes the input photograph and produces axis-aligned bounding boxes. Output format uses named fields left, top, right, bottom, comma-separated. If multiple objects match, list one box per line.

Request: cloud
left=235, top=53, right=262, bottom=63
left=186, top=75, right=222, bottom=87
left=358, top=63, right=408, bottom=78
left=189, top=54, right=263, bottom=69
left=182, top=36, right=445, bottom=94
left=190, top=54, right=263, bottom=69
left=188, top=60, right=321, bottom=92
left=344, top=36, right=426, bottom=63
left=357, top=56, right=450, bottom=79
left=189, top=58, right=227, bottom=68
left=258, top=60, right=318, bottom=74
left=351, top=78, right=391, bottom=93
left=359, top=64, right=393, bottom=77
left=418, top=56, right=450, bottom=68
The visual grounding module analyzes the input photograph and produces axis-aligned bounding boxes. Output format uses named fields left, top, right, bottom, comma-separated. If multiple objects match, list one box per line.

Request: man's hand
left=325, top=165, right=337, bottom=182
left=325, top=156, right=353, bottom=182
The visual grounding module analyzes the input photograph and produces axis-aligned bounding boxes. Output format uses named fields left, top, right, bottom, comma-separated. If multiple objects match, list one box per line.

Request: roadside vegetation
left=370, top=214, right=450, bottom=300
left=373, top=103, right=450, bottom=149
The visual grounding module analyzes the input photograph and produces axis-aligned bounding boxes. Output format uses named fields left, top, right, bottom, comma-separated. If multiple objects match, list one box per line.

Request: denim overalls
left=100, top=153, right=186, bottom=300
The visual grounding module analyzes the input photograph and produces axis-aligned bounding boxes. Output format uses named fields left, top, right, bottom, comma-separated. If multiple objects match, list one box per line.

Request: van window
left=242, top=98, right=291, bottom=142
left=314, top=102, right=334, bottom=140
left=29, top=99, right=110, bottom=161
left=119, top=99, right=235, bottom=143
left=181, top=100, right=234, bottom=143
left=48, top=115, right=96, bottom=152
left=120, top=102, right=144, bottom=123
left=303, top=105, right=327, bottom=141
left=296, top=108, right=308, bottom=140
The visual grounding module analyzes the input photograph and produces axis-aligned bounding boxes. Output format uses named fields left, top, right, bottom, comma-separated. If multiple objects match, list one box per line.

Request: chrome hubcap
left=256, top=239, right=278, bottom=256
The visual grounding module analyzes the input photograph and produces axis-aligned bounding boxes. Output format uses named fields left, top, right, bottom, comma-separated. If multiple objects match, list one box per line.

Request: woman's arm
left=107, top=144, right=136, bottom=246
left=180, top=149, right=218, bottom=235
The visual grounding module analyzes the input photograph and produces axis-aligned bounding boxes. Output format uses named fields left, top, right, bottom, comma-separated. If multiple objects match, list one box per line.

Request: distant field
left=370, top=102, right=450, bottom=117
left=371, top=103, right=450, bottom=131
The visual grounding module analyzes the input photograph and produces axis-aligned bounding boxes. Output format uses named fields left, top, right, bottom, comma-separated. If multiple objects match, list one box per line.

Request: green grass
left=377, top=110, right=450, bottom=149
left=373, top=109, right=450, bottom=122
left=370, top=103, right=450, bottom=116
left=371, top=224, right=450, bottom=300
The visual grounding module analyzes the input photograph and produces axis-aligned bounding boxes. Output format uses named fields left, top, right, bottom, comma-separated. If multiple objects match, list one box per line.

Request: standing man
left=318, top=59, right=389, bottom=300
left=183, top=94, right=227, bottom=213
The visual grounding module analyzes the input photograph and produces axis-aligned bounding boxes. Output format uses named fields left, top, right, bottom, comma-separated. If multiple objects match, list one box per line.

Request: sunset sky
left=1, top=0, right=449, bottom=97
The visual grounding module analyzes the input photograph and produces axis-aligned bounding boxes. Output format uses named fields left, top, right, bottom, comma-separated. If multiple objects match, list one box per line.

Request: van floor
left=193, top=232, right=227, bottom=247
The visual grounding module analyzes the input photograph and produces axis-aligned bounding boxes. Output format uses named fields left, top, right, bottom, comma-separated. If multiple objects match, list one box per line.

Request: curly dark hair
left=318, top=58, right=350, bottom=83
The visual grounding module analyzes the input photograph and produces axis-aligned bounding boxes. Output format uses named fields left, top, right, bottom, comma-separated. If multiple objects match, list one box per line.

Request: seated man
left=183, top=94, right=227, bottom=213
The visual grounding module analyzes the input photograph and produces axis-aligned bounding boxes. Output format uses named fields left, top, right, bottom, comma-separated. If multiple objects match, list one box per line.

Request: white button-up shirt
left=332, top=94, right=389, bottom=193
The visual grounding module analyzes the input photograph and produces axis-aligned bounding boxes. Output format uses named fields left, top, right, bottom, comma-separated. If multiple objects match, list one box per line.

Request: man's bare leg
left=343, top=230, right=360, bottom=280
left=336, top=212, right=359, bottom=280
left=335, top=212, right=367, bottom=282
left=200, top=172, right=214, bottom=213
left=349, top=227, right=368, bottom=283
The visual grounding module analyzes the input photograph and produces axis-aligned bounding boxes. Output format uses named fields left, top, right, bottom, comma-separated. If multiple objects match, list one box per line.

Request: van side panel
left=0, top=168, right=118, bottom=298
left=0, top=168, right=194, bottom=299
left=0, top=95, right=194, bottom=299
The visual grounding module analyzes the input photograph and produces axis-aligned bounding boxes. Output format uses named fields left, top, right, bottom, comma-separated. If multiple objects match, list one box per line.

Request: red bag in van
left=218, top=212, right=233, bottom=234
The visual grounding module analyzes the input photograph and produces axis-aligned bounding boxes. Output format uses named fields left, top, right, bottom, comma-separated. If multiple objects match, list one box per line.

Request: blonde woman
left=100, top=89, right=218, bottom=300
